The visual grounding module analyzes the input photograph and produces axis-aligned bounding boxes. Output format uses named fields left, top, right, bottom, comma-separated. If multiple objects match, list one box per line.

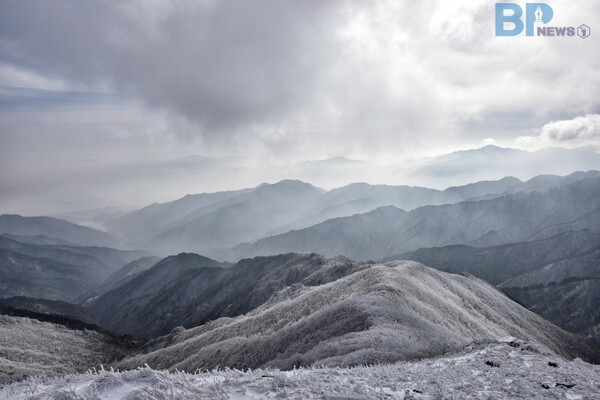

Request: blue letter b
left=496, top=4, right=524, bottom=36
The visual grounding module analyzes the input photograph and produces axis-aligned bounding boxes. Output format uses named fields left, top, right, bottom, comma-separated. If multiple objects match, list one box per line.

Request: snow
left=0, top=315, right=127, bottom=384
left=2, top=338, right=598, bottom=399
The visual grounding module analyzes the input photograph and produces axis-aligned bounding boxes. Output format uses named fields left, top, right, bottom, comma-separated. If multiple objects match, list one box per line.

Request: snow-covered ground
left=0, top=315, right=127, bottom=384
left=2, top=338, right=598, bottom=399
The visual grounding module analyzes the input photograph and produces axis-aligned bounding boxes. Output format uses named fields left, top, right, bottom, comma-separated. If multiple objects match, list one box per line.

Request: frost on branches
left=1, top=338, right=598, bottom=400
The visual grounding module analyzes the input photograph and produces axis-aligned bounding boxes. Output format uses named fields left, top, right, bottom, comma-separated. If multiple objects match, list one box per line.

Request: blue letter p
left=525, top=3, right=553, bottom=36
left=495, top=3, right=524, bottom=36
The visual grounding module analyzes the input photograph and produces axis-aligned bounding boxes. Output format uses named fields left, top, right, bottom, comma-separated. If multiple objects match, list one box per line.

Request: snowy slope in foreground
left=0, top=316, right=130, bottom=384
left=1, top=338, right=598, bottom=399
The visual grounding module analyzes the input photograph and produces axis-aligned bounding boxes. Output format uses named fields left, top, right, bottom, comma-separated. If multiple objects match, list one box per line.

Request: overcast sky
left=1, top=0, right=599, bottom=215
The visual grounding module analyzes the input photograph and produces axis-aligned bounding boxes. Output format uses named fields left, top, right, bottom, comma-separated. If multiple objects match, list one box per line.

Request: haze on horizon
left=1, top=0, right=599, bottom=215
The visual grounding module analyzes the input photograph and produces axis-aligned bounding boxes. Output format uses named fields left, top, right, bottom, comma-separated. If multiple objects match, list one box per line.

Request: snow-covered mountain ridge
left=114, top=261, right=598, bottom=372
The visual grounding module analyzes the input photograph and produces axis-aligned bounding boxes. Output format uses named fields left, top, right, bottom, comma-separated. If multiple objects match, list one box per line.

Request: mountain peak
left=162, top=252, right=219, bottom=266
left=256, top=179, right=325, bottom=193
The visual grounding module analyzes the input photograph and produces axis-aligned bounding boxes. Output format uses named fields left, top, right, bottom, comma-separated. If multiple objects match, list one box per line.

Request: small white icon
left=535, top=6, right=543, bottom=23
left=577, top=24, right=591, bottom=39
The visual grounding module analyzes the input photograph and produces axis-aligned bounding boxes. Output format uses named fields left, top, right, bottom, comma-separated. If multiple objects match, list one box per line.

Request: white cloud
left=515, top=114, right=600, bottom=149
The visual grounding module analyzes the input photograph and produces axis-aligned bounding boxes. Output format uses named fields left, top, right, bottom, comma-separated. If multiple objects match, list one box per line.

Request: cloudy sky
left=1, top=0, right=599, bottom=214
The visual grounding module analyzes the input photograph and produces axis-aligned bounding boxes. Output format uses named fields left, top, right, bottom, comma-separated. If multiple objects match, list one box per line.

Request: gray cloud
left=0, top=0, right=347, bottom=135
left=2, top=0, right=599, bottom=147
left=1, top=0, right=600, bottom=214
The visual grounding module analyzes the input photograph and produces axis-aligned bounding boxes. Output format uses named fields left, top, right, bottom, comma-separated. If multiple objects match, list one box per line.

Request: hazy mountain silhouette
left=0, top=235, right=149, bottom=302
left=142, top=180, right=326, bottom=254
left=404, top=145, right=600, bottom=188
left=104, top=171, right=600, bottom=257
left=0, top=215, right=117, bottom=247
left=216, top=175, right=600, bottom=261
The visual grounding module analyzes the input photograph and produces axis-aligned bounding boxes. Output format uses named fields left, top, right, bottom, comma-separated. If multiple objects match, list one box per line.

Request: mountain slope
left=388, top=230, right=600, bottom=285
left=104, top=188, right=252, bottom=248
left=500, top=245, right=600, bottom=288
left=0, top=249, right=100, bottom=301
left=0, top=315, right=130, bottom=384
left=0, top=235, right=147, bottom=276
left=0, top=296, right=97, bottom=325
left=0, top=235, right=113, bottom=273
left=89, top=253, right=227, bottom=336
left=0, top=215, right=117, bottom=247
left=89, top=253, right=359, bottom=338
left=0, top=233, right=80, bottom=247
left=98, top=256, right=161, bottom=294
left=384, top=230, right=600, bottom=333
left=266, top=172, right=599, bottom=237
left=143, top=180, right=325, bottom=254
left=216, top=175, right=600, bottom=261
left=499, top=246, right=600, bottom=332
left=503, top=279, right=600, bottom=335
left=263, top=184, right=442, bottom=236
left=116, top=261, right=598, bottom=372
left=212, top=206, right=408, bottom=261
left=0, top=235, right=150, bottom=301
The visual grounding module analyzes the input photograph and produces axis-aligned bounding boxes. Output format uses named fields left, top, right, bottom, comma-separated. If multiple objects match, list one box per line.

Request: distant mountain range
left=100, top=167, right=600, bottom=257
left=0, top=214, right=118, bottom=247
left=177, top=145, right=600, bottom=192
left=0, top=233, right=150, bottom=302
left=2, top=168, right=600, bottom=384
left=216, top=173, right=600, bottom=261
left=256, top=145, right=600, bottom=190
left=3, top=171, right=600, bottom=337
left=399, top=145, right=600, bottom=188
